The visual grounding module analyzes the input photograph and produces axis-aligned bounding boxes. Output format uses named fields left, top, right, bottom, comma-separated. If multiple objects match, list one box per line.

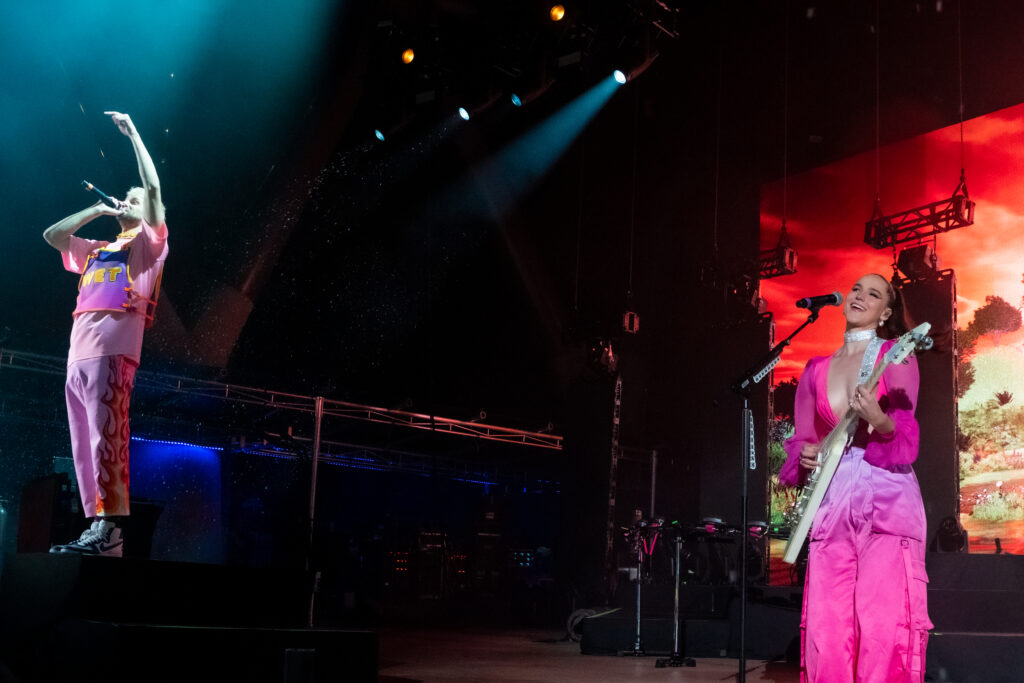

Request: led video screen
left=760, top=102, right=1024, bottom=561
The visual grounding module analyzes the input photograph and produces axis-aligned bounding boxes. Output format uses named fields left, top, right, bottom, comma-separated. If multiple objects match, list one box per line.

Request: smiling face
left=845, top=273, right=893, bottom=331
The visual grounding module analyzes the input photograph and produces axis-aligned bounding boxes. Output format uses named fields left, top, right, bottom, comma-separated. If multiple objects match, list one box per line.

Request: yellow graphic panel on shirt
left=75, top=247, right=135, bottom=315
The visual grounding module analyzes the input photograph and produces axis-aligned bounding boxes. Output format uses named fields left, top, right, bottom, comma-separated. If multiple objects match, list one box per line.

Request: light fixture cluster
left=368, top=2, right=679, bottom=143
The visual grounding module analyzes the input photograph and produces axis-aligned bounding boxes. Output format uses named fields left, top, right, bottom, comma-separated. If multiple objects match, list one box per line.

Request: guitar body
left=781, top=423, right=851, bottom=564
left=781, top=323, right=932, bottom=565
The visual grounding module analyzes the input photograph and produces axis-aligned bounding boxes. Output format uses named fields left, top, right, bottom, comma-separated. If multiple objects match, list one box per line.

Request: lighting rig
left=864, top=171, right=975, bottom=275
left=758, top=223, right=798, bottom=280
left=697, top=223, right=796, bottom=322
left=368, top=1, right=682, bottom=138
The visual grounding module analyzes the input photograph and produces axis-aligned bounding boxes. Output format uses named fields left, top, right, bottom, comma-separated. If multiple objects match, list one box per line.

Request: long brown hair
left=874, top=273, right=907, bottom=340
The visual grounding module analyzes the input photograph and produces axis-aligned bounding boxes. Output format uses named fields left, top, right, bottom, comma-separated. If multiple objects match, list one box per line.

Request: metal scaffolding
left=0, top=347, right=563, bottom=452
left=864, top=175, right=975, bottom=250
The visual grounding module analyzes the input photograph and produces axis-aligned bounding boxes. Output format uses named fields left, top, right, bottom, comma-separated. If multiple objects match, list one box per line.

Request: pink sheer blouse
left=778, top=339, right=921, bottom=487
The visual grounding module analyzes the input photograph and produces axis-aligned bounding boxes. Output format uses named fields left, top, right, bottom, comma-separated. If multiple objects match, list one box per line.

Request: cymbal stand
left=630, top=536, right=645, bottom=656
left=623, top=520, right=661, bottom=656
left=657, top=527, right=696, bottom=668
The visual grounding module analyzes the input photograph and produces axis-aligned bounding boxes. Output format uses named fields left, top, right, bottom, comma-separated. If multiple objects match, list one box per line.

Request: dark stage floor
left=377, top=627, right=800, bottom=683
left=3, top=552, right=1023, bottom=682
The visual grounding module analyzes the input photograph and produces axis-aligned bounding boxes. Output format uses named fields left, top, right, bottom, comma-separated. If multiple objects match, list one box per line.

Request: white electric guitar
left=782, top=322, right=933, bottom=564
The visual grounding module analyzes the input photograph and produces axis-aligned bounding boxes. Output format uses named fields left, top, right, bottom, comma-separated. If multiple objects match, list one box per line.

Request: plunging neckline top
left=820, top=354, right=862, bottom=428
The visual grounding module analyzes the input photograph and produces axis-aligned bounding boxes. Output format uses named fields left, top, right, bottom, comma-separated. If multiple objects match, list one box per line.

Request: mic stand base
left=655, top=655, right=696, bottom=668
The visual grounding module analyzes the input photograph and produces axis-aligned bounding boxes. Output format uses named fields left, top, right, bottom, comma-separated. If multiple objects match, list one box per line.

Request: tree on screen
left=955, top=295, right=1021, bottom=399
left=772, top=378, right=799, bottom=421
left=965, top=295, right=1022, bottom=346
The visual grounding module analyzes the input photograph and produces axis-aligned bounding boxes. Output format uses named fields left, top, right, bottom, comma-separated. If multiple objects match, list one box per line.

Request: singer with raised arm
left=777, top=273, right=931, bottom=682
left=42, top=111, right=168, bottom=557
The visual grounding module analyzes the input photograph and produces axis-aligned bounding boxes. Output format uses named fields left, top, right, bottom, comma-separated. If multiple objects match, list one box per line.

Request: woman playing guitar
left=778, top=273, right=932, bottom=682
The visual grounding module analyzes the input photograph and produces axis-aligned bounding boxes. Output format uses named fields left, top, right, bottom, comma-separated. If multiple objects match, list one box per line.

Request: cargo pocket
left=900, top=538, right=932, bottom=682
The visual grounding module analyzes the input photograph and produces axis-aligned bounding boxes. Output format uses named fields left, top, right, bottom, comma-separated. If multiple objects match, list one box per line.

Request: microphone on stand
left=81, top=181, right=123, bottom=210
left=795, top=291, right=843, bottom=309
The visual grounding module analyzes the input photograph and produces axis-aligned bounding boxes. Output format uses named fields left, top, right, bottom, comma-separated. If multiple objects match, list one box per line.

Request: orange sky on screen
left=760, top=102, right=1024, bottom=384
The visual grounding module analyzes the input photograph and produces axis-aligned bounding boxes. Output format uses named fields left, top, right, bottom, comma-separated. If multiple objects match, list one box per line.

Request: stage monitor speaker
left=899, top=271, right=958, bottom=544
left=696, top=313, right=773, bottom=541
left=17, top=474, right=163, bottom=558
left=16, top=473, right=77, bottom=553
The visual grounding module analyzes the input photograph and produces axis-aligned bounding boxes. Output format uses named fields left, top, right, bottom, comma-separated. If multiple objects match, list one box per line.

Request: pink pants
left=65, top=355, right=137, bottom=517
left=801, top=449, right=931, bottom=682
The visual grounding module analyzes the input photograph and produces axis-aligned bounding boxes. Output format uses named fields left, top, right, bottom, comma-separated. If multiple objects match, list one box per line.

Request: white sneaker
left=58, top=519, right=123, bottom=557
left=49, top=519, right=102, bottom=554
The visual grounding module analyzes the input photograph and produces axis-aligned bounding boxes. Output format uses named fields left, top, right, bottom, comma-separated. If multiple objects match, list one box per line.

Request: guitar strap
left=848, top=336, right=886, bottom=437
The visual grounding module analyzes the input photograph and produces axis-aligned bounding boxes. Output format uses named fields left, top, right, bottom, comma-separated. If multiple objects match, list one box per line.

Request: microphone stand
left=728, top=308, right=824, bottom=682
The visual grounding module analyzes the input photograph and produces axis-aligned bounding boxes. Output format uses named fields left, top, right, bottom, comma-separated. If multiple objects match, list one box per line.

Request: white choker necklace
left=844, top=329, right=877, bottom=344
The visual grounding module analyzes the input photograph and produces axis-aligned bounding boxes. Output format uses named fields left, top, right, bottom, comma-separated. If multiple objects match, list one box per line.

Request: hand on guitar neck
left=799, top=442, right=822, bottom=473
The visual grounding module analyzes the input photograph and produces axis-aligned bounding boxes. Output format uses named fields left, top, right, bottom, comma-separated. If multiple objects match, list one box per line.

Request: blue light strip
left=450, top=476, right=498, bottom=486
left=131, top=436, right=224, bottom=451
left=153, top=438, right=560, bottom=490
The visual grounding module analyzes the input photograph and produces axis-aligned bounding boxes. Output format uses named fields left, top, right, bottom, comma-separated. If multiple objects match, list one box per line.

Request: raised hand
left=104, top=111, right=137, bottom=137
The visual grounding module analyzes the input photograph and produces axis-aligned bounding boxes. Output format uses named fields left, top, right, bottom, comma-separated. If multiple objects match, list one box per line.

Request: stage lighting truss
left=758, top=245, right=798, bottom=280
left=627, top=0, right=681, bottom=40
left=758, top=224, right=798, bottom=280
left=240, top=435, right=540, bottom=489
left=0, top=348, right=563, bottom=451
left=864, top=172, right=975, bottom=250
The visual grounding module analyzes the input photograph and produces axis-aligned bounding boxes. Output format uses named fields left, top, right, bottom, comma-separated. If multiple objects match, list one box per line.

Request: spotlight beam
left=463, top=72, right=625, bottom=218
left=415, top=74, right=626, bottom=352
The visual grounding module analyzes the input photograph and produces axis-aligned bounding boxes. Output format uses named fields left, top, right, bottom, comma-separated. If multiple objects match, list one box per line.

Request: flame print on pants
left=94, top=356, right=135, bottom=516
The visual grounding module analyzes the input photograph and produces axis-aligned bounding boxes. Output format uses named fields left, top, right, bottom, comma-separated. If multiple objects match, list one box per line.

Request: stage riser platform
left=926, top=553, right=1024, bottom=590
left=581, top=610, right=1024, bottom=683
left=0, top=553, right=378, bottom=683
left=578, top=602, right=801, bottom=661
left=927, top=632, right=1024, bottom=683
left=0, top=553, right=310, bottom=630
left=923, top=554, right=1024, bottom=683
left=37, top=620, right=377, bottom=683
left=583, top=552, right=1024, bottom=672
left=929, top=588, right=1024, bottom=632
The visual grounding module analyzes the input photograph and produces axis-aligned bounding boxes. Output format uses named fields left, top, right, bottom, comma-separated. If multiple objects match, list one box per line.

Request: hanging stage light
left=896, top=243, right=939, bottom=280
left=933, top=515, right=967, bottom=553
left=458, top=107, right=470, bottom=120
left=374, top=129, right=386, bottom=142
left=401, top=48, right=415, bottom=64
left=510, top=94, right=522, bottom=107
left=612, top=49, right=660, bottom=86
left=550, top=5, right=566, bottom=22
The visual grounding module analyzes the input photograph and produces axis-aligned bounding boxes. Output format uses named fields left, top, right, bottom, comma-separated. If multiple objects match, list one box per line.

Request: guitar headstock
left=884, top=322, right=933, bottom=366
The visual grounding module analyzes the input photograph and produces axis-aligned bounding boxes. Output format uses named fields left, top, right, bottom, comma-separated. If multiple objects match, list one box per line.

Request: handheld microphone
left=795, top=291, right=843, bottom=309
left=81, top=180, right=122, bottom=210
